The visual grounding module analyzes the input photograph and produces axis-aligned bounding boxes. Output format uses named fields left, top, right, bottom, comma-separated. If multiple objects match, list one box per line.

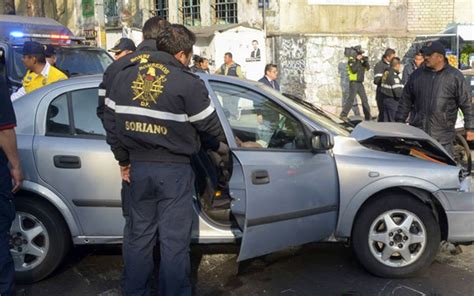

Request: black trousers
left=375, top=87, right=384, bottom=122
left=341, top=82, right=371, bottom=120
left=0, top=167, right=15, bottom=296
left=383, top=97, right=399, bottom=122
left=123, top=162, right=194, bottom=296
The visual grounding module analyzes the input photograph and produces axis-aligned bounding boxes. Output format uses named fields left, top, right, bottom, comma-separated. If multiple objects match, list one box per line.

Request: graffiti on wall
left=277, top=37, right=307, bottom=99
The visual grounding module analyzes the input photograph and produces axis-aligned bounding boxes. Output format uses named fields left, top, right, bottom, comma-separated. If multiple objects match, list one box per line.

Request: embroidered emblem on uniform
left=42, top=77, right=47, bottom=85
left=394, top=78, right=400, bottom=83
left=131, top=64, right=168, bottom=107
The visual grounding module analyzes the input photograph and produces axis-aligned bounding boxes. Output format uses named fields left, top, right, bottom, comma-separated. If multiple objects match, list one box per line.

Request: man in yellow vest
left=11, top=41, right=67, bottom=101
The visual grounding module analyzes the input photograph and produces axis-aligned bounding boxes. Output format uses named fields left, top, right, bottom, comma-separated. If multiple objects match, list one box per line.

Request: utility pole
left=96, top=0, right=107, bottom=48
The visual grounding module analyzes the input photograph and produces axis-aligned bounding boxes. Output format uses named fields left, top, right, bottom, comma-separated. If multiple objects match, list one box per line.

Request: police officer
left=215, top=52, right=244, bottom=78
left=373, top=48, right=396, bottom=122
left=340, top=46, right=371, bottom=121
left=108, top=38, right=136, bottom=61
left=44, top=44, right=69, bottom=77
left=0, top=76, right=23, bottom=296
left=381, top=57, right=403, bottom=122
left=402, top=50, right=424, bottom=85
left=103, top=24, right=227, bottom=295
left=11, top=41, right=68, bottom=101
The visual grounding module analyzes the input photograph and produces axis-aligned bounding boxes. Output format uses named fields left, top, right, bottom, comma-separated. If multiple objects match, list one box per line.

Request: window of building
left=213, top=0, right=238, bottom=24
left=155, top=0, right=169, bottom=20
left=181, top=0, right=201, bottom=26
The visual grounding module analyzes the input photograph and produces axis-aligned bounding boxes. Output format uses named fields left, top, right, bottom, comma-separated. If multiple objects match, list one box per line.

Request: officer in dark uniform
left=340, top=46, right=371, bottom=120
left=44, top=44, right=69, bottom=77
left=0, top=76, right=23, bottom=296
left=103, top=24, right=227, bottom=296
left=373, top=48, right=396, bottom=122
left=381, top=57, right=403, bottom=122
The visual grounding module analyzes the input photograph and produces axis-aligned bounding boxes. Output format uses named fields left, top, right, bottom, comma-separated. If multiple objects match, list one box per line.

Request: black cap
left=422, top=41, right=446, bottom=56
left=109, top=38, right=136, bottom=53
left=23, top=41, right=45, bottom=55
left=353, top=45, right=364, bottom=54
left=44, top=44, right=56, bottom=57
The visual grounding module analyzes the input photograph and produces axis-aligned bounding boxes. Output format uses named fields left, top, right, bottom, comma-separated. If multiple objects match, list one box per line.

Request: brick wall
left=407, top=0, right=455, bottom=33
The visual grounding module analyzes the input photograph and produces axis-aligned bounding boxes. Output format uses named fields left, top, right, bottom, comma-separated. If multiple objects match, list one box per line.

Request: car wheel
left=10, top=198, right=71, bottom=283
left=352, top=193, right=441, bottom=278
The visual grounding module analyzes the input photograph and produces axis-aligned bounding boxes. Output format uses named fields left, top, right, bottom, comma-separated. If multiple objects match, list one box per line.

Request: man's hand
left=10, top=166, right=23, bottom=193
left=217, top=142, right=229, bottom=155
left=466, top=131, right=474, bottom=141
left=120, top=164, right=131, bottom=183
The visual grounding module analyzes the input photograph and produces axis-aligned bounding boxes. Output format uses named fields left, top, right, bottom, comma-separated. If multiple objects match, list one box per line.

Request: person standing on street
left=0, top=78, right=23, bottom=296
left=11, top=41, right=68, bottom=101
left=374, top=48, right=396, bottom=121
left=340, top=46, right=371, bottom=121
left=258, top=64, right=280, bottom=91
left=395, top=41, right=474, bottom=156
left=381, top=57, right=403, bottom=122
left=215, top=52, right=244, bottom=78
left=103, top=24, right=227, bottom=296
left=402, top=51, right=424, bottom=84
left=108, top=38, right=136, bottom=61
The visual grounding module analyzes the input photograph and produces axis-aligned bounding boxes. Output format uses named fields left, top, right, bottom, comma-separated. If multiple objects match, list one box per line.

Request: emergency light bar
left=9, top=31, right=85, bottom=41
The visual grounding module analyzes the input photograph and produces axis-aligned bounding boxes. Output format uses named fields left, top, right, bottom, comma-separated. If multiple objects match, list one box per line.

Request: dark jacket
left=374, top=59, right=390, bottom=86
left=402, top=61, right=417, bottom=85
left=136, top=39, right=157, bottom=51
left=258, top=76, right=280, bottom=91
left=103, top=51, right=224, bottom=166
left=347, top=57, right=370, bottom=83
left=219, top=63, right=241, bottom=77
left=395, top=63, right=474, bottom=144
left=381, top=68, right=403, bottom=100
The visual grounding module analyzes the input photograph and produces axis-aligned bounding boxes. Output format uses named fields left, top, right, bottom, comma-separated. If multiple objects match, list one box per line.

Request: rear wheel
left=352, top=193, right=441, bottom=278
left=11, top=198, right=71, bottom=283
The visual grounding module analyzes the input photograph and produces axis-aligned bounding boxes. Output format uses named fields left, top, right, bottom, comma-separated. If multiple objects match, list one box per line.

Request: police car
left=0, top=15, right=113, bottom=94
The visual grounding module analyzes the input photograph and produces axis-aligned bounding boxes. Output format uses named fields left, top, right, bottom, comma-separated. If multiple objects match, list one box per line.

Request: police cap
left=44, top=44, right=56, bottom=57
left=109, top=38, right=136, bottom=53
left=422, top=41, right=446, bottom=56
left=23, top=41, right=45, bottom=55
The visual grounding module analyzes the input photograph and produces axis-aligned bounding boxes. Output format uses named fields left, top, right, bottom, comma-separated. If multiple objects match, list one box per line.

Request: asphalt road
left=19, top=242, right=474, bottom=296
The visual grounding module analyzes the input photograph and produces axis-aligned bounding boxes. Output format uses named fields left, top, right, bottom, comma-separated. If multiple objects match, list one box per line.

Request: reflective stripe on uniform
left=189, top=105, right=215, bottom=123
left=392, top=84, right=404, bottom=89
left=98, top=89, right=106, bottom=96
left=105, top=98, right=116, bottom=110
left=381, top=84, right=393, bottom=89
left=374, top=73, right=383, bottom=78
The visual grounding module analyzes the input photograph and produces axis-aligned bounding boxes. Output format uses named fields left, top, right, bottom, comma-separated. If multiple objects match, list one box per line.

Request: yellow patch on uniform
left=131, top=63, right=168, bottom=108
left=125, top=121, right=168, bottom=135
left=131, top=54, right=151, bottom=64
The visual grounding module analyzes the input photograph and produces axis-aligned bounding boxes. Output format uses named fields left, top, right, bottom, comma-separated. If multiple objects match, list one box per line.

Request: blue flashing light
left=10, top=31, right=25, bottom=38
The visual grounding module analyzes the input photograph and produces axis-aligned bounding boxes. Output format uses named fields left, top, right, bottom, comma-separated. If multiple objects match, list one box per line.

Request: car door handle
left=54, top=155, right=81, bottom=169
left=252, top=170, right=270, bottom=185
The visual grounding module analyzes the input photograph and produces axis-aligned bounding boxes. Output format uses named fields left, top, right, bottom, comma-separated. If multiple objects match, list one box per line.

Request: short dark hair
left=390, top=57, right=401, bottom=67
left=264, top=64, right=277, bottom=75
left=198, top=57, right=208, bottom=63
left=415, top=51, right=423, bottom=57
left=28, top=54, right=46, bottom=64
left=383, top=48, right=396, bottom=58
left=224, top=52, right=233, bottom=59
left=142, top=16, right=170, bottom=40
left=252, top=40, right=258, bottom=44
left=156, top=24, right=196, bottom=55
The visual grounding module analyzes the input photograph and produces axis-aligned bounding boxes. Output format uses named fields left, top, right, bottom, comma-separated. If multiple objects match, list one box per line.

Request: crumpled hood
left=350, top=121, right=457, bottom=165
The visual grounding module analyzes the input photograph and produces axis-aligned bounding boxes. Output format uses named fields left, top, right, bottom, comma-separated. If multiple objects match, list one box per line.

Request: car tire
left=351, top=193, right=441, bottom=278
left=11, top=197, right=71, bottom=283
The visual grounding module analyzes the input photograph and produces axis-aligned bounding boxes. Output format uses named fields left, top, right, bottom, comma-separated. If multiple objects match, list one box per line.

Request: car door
left=208, top=81, right=339, bottom=261
left=33, top=86, right=123, bottom=237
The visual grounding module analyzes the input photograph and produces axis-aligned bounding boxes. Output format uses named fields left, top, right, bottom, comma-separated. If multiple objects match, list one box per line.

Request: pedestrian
left=43, top=44, right=69, bottom=77
left=103, top=24, right=227, bottom=296
left=194, top=57, right=210, bottom=74
left=381, top=57, right=403, bottom=122
left=108, top=38, right=136, bottom=61
left=395, top=41, right=474, bottom=156
left=340, top=46, right=371, bottom=121
left=258, top=64, right=280, bottom=91
left=0, top=75, right=23, bottom=296
left=374, top=48, right=396, bottom=121
left=215, top=52, right=244, bottom=78
left=402, top=50, right=424, bottom=84
left=10, top=41, right=68, bottom=101
left=190, top=54, right=200, bottom=73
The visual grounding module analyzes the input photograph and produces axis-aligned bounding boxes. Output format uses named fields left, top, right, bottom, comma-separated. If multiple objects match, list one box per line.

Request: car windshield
left=256, top=84, right=351, bottom=136
left=12, top=46, right=113, bottom=80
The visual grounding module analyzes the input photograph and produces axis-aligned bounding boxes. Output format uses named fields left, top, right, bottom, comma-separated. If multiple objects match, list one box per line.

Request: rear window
left=12, top=46, right=112, bottom=80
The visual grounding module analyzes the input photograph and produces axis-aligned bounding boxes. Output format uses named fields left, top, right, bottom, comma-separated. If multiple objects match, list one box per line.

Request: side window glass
left=210, top=82, right=309, bottom=150
left=46, top=94, right=71, bottom=135
left=71, top=88, right=105, bottom=137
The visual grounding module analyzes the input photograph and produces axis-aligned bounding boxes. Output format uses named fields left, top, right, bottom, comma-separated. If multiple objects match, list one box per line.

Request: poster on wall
left=82, top=0, right=95, bottom=17
left=308, top=0, right=389, bottom=5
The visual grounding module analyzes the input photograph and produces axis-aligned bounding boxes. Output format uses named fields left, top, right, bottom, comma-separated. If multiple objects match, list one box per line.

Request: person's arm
left=402, top=65, right=410, bottom=85
left=389, top=73, right=404, bottom=99
left=10, top=87, right=26, bottom=101
left=373, top=62, right=383, bottom=85
left=395, top=77, right=414, bottom=123
left=0, top=128, right=22, bottom=192
left=348, top=59, right=361, bottom=73
left=456, top=74, right=474, bottom=140
left=236, top=66, right=244, bottom=79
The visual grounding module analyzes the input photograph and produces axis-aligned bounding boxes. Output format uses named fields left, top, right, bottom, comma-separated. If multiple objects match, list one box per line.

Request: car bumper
left=435, top=189, right=474, bottom=243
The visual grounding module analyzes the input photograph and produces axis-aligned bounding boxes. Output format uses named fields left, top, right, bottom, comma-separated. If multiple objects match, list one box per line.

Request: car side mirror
left=311, top=131, right=334, bottom=153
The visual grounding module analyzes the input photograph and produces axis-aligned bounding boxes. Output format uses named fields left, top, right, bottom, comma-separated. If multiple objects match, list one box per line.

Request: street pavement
left=19, top=242, right=474, bottom=296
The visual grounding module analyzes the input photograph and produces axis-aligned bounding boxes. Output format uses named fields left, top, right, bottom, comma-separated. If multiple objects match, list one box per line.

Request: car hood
left=350, top=121, right=457, bottom=166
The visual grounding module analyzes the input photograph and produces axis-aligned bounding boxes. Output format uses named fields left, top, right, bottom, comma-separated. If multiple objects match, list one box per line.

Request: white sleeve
left=10, top=87, right=26, bottom=101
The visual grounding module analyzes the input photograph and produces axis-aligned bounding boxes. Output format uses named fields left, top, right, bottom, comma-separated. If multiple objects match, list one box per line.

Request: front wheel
left=351, top=193, right=441, bottom=278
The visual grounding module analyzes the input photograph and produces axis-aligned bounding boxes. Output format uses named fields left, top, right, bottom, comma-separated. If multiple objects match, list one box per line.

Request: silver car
left=12, top=74, right=474, bottom=283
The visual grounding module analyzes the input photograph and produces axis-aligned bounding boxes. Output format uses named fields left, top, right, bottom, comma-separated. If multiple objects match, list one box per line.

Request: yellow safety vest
left=22, top=66, right=68, bottom=94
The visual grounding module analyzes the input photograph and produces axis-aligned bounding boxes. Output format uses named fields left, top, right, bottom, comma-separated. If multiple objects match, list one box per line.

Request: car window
left=71, top=88, right=105, bottom=137
left=46, top=93, right=71, bottom=135
left=210, top=82, right=309, bottom=150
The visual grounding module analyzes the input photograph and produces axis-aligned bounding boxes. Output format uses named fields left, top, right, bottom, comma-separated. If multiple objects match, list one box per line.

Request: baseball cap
left=23, top=41, right=45, bottom=55
left=44, top=44, right=56, bottom=57
left=421, top=41, right=446, bottom=56
left=109, top=38, right=136, bottom=53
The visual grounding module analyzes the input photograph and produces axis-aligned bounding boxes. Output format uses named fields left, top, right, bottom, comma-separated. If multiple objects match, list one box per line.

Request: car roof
left=0, top=15, right=72, bottom=40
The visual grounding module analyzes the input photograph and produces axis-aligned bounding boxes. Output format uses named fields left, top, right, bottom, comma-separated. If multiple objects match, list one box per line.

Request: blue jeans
left=0, top=168, right=15, bottom=296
